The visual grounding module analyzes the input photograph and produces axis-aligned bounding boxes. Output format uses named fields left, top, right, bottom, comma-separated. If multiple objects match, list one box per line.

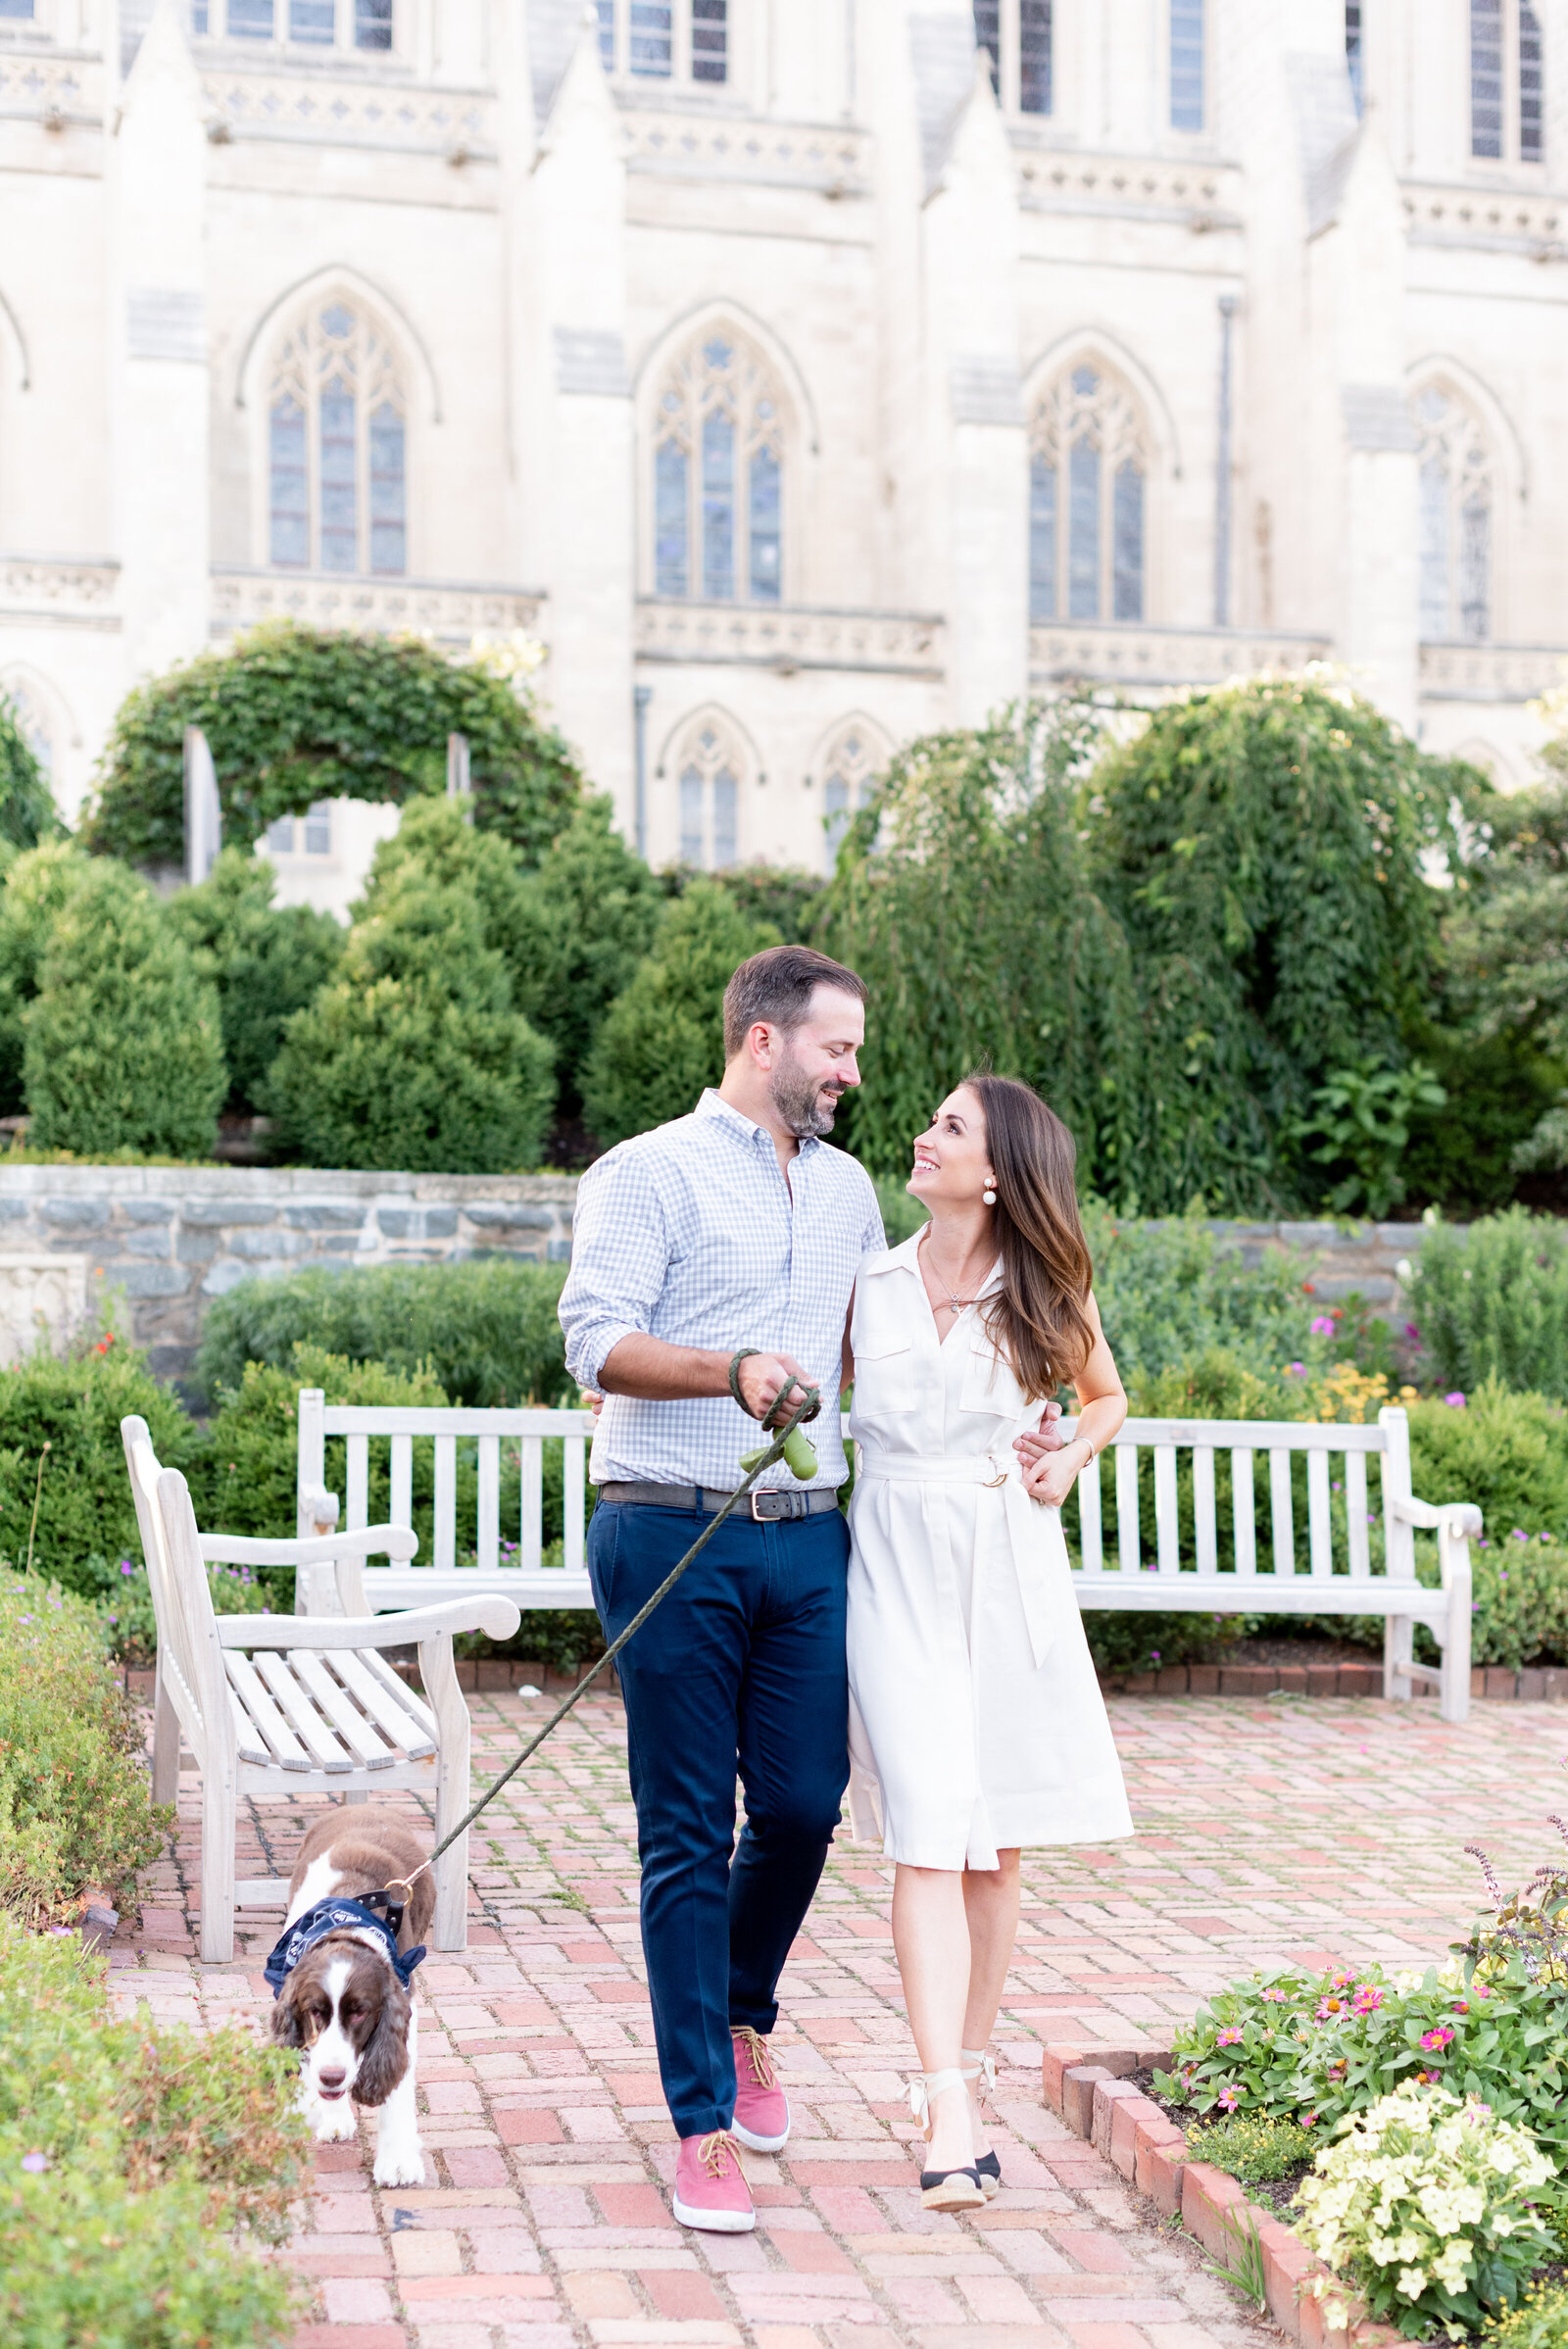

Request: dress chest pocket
left=959, top=1328, right=1029, bottom=1421
left=851, top=1283, right=918, bottom=1422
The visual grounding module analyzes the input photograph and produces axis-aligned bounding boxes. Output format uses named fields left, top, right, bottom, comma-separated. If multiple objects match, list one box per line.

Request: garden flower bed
left=1040, top=1825, right=1568, bottom=2344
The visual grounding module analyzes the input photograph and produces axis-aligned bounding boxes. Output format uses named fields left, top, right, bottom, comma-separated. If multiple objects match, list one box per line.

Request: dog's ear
left=270, top=1977, right=309, bottom=2050
left=353, top=1971, right=412, bottom=2107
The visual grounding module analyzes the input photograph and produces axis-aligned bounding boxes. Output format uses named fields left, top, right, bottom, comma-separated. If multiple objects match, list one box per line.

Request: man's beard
left=769, top=1050, right=843, bottom=1140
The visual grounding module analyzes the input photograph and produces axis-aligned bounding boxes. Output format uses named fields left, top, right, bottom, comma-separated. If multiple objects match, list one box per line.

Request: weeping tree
left=0, top=692, right=58, bottom=853
left=816, top=701, right=1145, bottom=1191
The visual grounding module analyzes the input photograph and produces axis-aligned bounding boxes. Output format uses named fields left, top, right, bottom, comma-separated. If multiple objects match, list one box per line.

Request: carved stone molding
left=0, top=556, right=121, bottom=632
left=199, top=67, right=491, bottom=157
left=620, top=108, right=869, bottom=195
left=1419, top=640, right=1568, bottom=701
left=1029, top=621, right=1332, bottom=688
left=1402, top=180, right=1566, bottom=255
left=634, top=600, right=946, bottom=676
left=1014, top=145, right=1243, bottom=230
left=210, top=570, right=546, bottom=645
left=0, top=50, right=97, bottom=124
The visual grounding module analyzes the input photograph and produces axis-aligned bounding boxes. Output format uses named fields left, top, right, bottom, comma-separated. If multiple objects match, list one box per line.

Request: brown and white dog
left=269, top=1809, right=434, bottom=2186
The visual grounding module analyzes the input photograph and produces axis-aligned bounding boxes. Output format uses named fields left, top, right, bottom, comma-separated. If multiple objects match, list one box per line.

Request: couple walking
left=560, top=945, right=1132, bottom=2230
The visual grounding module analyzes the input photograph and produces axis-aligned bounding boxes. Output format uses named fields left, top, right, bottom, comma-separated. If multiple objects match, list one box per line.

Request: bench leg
left=151, top=1652, right=179, bottom=1808
left=419, top=1631, right=471, bottom=1953
left=199, top=1762, right=237, bottom=1965
left=1441, top=1558, right=1472, bottom=1726
left=1383, top=1614, right=1414, bottom=1701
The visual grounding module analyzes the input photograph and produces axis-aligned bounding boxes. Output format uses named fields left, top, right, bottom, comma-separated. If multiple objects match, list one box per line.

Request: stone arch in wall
left=809, top=712, right=893, bottom=874
left=657, top=704, right=758, bottom=871
left=1022, top=334, right=1168, bottom=627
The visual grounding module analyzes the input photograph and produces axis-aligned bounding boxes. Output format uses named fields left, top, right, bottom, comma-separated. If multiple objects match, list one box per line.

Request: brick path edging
left=1101, top=1662, right=1568, bottom=1701
left=1040, top=2039, right=1402, bottom=2349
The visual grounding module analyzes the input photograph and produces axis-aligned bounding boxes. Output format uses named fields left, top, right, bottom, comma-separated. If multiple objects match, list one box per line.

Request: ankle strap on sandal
left=909, top=2068, right=968, bottom=2128
left=959, top=2048, right=998, bottom=2100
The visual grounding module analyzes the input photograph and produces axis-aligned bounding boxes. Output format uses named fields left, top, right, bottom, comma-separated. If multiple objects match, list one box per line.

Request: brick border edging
left=1041, top=2040, right=1401, bottom=2349
left=1099, top=1662, right=1568, bottom=1701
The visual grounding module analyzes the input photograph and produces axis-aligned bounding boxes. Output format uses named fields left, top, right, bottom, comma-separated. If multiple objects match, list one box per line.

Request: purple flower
left=1286, top=1362, right=1306, bottom=1376
left=1445, top=1392, right=1467, bottom=1408
left=120, top=1561, right=134, bottom=1576
left=1512, top=1530, right=1529, bottom=1542
left=1404, top=1323, right=1421, bottom=1341
left=1310, top=1317, right=1336, bottom=1338
left=21, top=2152, right=47, bottom=2174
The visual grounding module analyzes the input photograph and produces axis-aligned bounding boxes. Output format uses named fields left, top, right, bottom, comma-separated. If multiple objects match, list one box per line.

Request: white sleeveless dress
left=845, top=1230, right=1134, bottom=1871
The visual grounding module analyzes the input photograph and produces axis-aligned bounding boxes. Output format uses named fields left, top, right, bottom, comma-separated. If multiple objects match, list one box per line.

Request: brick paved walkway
left=109, top=1689, right=1568, bottom=2349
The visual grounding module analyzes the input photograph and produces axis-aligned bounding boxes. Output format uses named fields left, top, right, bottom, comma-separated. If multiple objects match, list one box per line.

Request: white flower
left=1396, top=2267, right=1428, bottom=2299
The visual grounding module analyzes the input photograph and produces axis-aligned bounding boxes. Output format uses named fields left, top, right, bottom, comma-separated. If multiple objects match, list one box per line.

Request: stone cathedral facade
left=1, top=0, right=1565, bottom=909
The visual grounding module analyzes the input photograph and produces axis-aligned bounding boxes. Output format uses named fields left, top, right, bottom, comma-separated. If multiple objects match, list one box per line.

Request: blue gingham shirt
left=560, top=1090, right=885, bottom=1493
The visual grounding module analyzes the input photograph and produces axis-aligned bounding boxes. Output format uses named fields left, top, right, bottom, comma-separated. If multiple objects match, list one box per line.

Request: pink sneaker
left=672, top=2129, right=755, bottom=2232
left=730, top=2026, right=790, bottom=2153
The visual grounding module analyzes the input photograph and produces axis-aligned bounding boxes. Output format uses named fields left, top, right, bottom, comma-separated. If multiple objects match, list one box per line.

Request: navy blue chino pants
left=585, top=1498, right=850, bottom=2139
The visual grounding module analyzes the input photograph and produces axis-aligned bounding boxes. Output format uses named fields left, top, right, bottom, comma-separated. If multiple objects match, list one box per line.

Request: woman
left=845, top=1073, right=1132, bottom=2211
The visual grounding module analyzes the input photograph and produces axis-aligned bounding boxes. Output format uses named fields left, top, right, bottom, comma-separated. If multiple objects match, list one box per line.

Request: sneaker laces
left=733, top=2027, right=777, bottom=2090
left=698, top=2129, right=741, bottom=2178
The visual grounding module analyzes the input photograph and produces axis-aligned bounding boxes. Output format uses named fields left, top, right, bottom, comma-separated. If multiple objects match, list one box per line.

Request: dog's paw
left=372, top=2142, right=426, bottom=2187
left=306, top=2102, right=359, bottom=2145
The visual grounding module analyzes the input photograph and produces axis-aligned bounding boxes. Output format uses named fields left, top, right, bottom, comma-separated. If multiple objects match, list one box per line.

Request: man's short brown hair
left=722, top=945, right=867, bottom=1060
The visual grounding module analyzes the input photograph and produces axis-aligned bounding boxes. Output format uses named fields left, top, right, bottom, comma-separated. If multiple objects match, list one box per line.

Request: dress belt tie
left=855, top=1446, right=1066, bottom=1668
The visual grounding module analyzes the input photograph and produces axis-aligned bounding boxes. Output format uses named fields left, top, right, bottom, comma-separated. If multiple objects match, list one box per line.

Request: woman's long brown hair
left=965, top=1073, right=1094, bottom=1401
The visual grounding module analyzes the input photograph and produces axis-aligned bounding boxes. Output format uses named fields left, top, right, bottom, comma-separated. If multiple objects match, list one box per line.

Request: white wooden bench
left=1059, top=1404, right=1477, bottom=1722
left=294, top=1390, right=1477, bottom=1724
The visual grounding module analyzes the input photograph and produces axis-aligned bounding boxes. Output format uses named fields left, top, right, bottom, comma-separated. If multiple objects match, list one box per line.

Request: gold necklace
left=920, top=1231, right=988, bottom=1313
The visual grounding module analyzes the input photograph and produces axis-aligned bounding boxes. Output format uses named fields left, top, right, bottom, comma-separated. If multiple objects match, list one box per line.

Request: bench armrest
left=1393, top=1496, right=1483, bottom=1539
left=200, top=1524, right=418, bottom=1568
left=215, top=1595, right=521, bottom=1648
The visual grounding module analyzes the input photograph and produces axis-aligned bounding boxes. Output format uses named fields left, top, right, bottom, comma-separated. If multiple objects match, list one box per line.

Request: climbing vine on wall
left=80, top=621, right=581, bottom=869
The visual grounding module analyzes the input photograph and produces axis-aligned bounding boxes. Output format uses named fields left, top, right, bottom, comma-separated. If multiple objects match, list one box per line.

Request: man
left=560, top=945, right=882, bottom=2233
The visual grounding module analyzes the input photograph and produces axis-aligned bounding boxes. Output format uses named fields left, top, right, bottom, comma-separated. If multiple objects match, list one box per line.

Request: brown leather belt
left=596, top=1481, right=841, bottom=1523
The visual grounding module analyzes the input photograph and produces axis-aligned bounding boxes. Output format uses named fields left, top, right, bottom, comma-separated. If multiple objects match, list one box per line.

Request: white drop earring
left=982, top=1176, right=997, bottom=1207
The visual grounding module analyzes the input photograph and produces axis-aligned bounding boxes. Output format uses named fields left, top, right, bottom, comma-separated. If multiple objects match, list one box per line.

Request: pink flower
left=1417, top=2071, right=1442, bottom=2086
left=1329, top=1970, right=1354, bottom=1990
left=1215, top=2027, right=1244, bottom=2047
left=1260, top=1987, right=1288, bottom=2004
left=1452, top=2000, right=1469, bottom=2015
left=1445, top=1392, right=1467, bottom=1408
left=1475, top=1985, right=1491, bottom=2000
left=1302, top=2112, right=1318, bottom=2129
left=1216, top=2085, right=1240, bottom=2112
left=21, top=2152, right=47, bottom=2173
left=1310, top=1316, right=1336, bottom=1338
left=1351, top=1985, right=1384, bottom=2016
left=1315, top=1995, right=1347, bottom=2022
left=1419, top=2025, right=1454, bottom=2052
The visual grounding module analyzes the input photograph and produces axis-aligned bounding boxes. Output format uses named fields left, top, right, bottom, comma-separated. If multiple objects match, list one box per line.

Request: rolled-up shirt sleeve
left=559, top=1150, right=673, bottom=1393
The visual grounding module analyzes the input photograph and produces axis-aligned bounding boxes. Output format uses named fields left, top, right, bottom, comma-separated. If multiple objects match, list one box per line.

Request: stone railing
left=199, top=61, right=492, bottom=157
left=620, top=104, right=870, bottom=196
left=0, top=554, right=121, bottom=630
left=1402, top=178, right=1566, bottom=255
left=210, top=570, right=546, bottom=646
left=635, top=599, right=946, bottom=676
left=1029, top=620, right=1331, bottom=690
left=1419, top=639, right=1568, bottom=702
left=0, top=1166, right=575, bottom=1386
left=1013, top=143, right=1243, bottom=229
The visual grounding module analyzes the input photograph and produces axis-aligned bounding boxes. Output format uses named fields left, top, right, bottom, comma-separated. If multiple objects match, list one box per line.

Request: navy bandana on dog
left=265, top=1898, right=426, bottom=2000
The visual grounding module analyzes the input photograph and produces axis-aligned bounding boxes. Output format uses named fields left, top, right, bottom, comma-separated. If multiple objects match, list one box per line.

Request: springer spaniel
left=267, top=1809, right=433, bottom=2187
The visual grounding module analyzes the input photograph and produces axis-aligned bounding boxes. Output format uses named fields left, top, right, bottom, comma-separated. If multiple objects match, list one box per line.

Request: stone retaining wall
left=0, top=1161, right=1435, bottom=1387
left=0, top=1165, right=576, bottom=1384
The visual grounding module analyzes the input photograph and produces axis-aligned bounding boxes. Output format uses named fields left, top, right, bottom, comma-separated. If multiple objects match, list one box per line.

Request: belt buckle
left=750, top=1489, right=774, bottom=1523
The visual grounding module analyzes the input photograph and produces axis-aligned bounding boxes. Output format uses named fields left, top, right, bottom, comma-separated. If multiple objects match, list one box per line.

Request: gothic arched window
left=1415, top=385, right=1493, bottom=642
left=820, top=727, right=881, bottom=874
left=268, top=302, right=407, bottom=576
left=1029, top=364, right=1148, bottom=624
left=653, top=333, right=784, bottom=605
left=1471, top=1, right=1544, bottom=162
left=676, top=717, right=744, bottom=870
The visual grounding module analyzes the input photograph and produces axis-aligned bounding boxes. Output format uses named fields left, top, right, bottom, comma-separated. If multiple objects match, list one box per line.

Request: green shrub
left=0, top=842, right=118, bottom=1118
left=0, top=1569, right=170, bottom=1923
left=195, top=1257, right=570, bottom=1406
left=0, top=1335, right=203, bottom=1612
left=1183, top=2111, right=1312, bottom=2185
left=1480, top=2284, right=1568, bottom=2349
left=710, top=861, right=827, bottom=945
left=22, top=858, right=226, bottom=1158
left=0, top=688, right=56, bottom=850
left=166, top=848, right=343, bottom=1115
left=515, top=795, right=664, bottom=1115
left=1408, top=1209, right=1568, bottom=1399
left=1087, top=1211, right=1315, bottom=1388
left=82, top=617, right=580, bottom=867
left=1407, top=1378, right=1568, bottom=1539
left=0, top=1914, right=304, bottom=2347
left=266, top=870, right=555, bottom=1171
left=580, top=880, right=778, bottom=1147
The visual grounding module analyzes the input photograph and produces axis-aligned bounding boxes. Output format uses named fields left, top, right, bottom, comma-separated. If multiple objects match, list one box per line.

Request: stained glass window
left=1170, top=0, right=1204, bottom=129
left=972, top=2, right=1051, bottom=113
left=973, top=0, right=1001, bottom=94
left=1030, top=362, right=1148, bottom=625
left=653, top=332, right=785, bottom=605
left=629, top=0, right=671, bottom=75
left=228, top=0, right=273, bottom=35
left=290, top=0, right=333, bottom=41
left=267, top=303, right=407, bottom=576
left=1346, top=2, right=1363, bottom=113
left=677, top=723, right=743, bottom=871
left=1520, top=3, right=1544, bottom=160
left=1471, top=0, right=1504, bottom=157
left=692, top=0, right=726, bottom=82
left=1416, top=384, right=1493, bottom=642
left=821, top=729, right=879, bottom=873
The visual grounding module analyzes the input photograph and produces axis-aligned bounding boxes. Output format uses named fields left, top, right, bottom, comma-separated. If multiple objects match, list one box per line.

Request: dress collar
left=875, top=1221, right=1002, bottom=1297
